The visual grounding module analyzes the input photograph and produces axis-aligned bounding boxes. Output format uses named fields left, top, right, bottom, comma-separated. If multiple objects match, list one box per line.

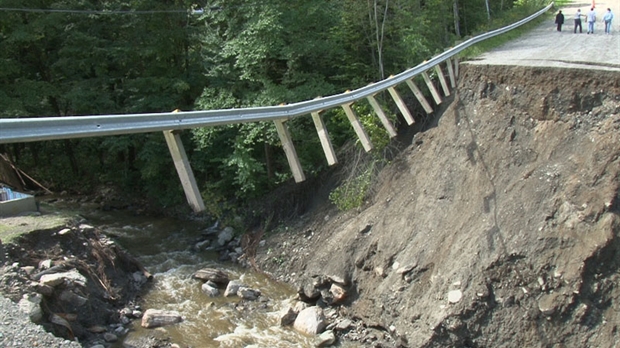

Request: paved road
left=468, top=0, right=620, bottom=71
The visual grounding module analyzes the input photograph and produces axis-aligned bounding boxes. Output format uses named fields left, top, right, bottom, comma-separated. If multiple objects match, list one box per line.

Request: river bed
left=70, top=206, right=322, bottom=347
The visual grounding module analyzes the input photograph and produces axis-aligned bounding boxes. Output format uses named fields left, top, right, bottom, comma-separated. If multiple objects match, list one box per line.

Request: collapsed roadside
left=254, top=65, right=620, bottom=347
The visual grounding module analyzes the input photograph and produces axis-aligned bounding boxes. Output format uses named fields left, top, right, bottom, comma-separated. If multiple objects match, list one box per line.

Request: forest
left=0, top=0, right=547, bottom=217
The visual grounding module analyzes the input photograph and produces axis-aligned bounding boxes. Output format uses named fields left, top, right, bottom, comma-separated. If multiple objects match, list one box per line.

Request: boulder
left=316, top=329, right=336, bottom=347
left=201, top=283, right=220, bottom=297
left=293, top=306, right=326, bottom=335
left=329, top=283, right=347, bottom=304
left=224, top=280, right=244, bottom=297
left=192, top=268, right=229, bottom=284
left=237, top=287, right=261, bottom=300
left=217, top=227, right=234, bottom=247
left=141, top=309, right=183, bottom=328
left=39, top=269, right=87, bottom=287
left=18, top=293, right=43, bottom=323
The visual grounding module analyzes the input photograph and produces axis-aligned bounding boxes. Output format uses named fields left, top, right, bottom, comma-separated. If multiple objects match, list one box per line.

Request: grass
left=0, top=203, right=76, bottom=244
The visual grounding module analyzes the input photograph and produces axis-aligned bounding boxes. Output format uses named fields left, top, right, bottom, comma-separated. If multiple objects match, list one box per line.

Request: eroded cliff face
left=256, top=65, right=620, bottom=347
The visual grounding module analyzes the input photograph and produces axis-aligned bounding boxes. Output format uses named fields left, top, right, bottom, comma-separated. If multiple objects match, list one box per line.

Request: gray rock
left=59, top=289, right=88, bottom=307
left=335, top=318, right=353, bottom=331
left=201, top=283, right=220, bottom=297
left=217, top=227, right=234, bottom=246
left=103, top=332, right=118, bottom=342
left=39, top=269, right=87, bottom=287
left=18, top=293, right=43, bottom=323
left=193, top=268, right=230, bottom=284
left=141, top=309, right=183, bottom=328
left=224, top=280, right=244, bottom=297
left=237, top=287, right=261, bottom=300
left=316, top=329, right=336, bottom=347
left=294, top=306, right=326, bottom=335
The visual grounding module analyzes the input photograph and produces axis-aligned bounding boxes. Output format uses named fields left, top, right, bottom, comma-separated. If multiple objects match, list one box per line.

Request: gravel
left=0, top=295, right=82, bottom=348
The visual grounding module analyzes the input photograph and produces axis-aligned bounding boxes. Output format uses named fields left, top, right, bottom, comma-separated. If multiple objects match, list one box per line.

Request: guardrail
left=0, top=3, right=553, bottom=144
left=0, top=3, right=554, bottom=212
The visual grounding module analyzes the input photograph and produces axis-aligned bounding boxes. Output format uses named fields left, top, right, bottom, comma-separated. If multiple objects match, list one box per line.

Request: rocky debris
left=0, top=220, right=151, bottom=346
left=141, top=309, right=183, bottom=328
left=295, top=275, right=350, bottom=306
left=279, top=299, right=309, bottom=326
left=293, top=306, right=326, bottom=335
left=224, top=279, right=244, bottom=297
left=237, top=286, right=261, bottom=300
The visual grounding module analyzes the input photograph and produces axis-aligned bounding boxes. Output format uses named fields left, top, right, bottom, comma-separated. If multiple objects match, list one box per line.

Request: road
left=468, top=0, right=620, bottom=71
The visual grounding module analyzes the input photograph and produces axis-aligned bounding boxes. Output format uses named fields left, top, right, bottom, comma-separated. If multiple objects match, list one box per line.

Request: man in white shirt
left=574, top=9, right=584, bottom=33
left=587, top=8, right=597, bottom=34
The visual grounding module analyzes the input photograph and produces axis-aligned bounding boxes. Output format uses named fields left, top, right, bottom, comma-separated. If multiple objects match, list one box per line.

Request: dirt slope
left=255, top=64, right=620, bottom=347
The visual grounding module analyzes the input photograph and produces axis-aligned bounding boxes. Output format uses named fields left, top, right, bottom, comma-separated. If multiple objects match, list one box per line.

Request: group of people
left=555, top=7, right=614, bottom=34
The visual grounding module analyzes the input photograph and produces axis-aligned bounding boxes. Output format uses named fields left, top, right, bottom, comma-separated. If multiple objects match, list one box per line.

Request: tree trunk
left=485, top=0, right=491, bottom=21
left=453, top=0, right=461, bottom=37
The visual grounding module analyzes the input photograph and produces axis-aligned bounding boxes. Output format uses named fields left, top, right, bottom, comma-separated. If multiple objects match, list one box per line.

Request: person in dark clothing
left=555, top=10, right=565, bottom=31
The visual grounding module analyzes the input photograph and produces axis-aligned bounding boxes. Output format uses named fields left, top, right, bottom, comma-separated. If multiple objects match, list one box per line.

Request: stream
left=55, top=202, right=326, bottom=347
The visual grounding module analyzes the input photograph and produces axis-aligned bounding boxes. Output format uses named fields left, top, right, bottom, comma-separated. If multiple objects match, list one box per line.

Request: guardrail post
left=341, top=103, right=373, bottom=152
left=274, top=119, right=306, bottom=183
left=434, top=65, right=450, bottom=97
left=422, top=71, right=442, bottom=105
left=405, top=79, right=434, bottom=114
left=446, top=58, right=457, bottom=88
left=311, top=111, right=338, bottom=165
left=366, top=95, right=397, bottom=138
left=454, top=57, right=459, bottom=79
left=163, top=130, right=206, bottom=213
left=386, top=87, right=415, bottom=125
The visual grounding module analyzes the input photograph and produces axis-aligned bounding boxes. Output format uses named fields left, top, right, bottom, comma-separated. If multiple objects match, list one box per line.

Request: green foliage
left=0, top=0, right=549, bottom=213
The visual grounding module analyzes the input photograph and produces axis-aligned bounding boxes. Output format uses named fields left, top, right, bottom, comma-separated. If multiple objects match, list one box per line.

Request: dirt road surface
left=469, top=0, right=620, bottom=71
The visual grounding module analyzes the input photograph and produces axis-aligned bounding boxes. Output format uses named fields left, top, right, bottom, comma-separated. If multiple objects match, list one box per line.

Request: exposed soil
left=254, top=64, right=620, bottom=347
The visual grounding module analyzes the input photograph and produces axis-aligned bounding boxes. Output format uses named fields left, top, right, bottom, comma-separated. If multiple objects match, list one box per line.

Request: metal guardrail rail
left=0, top=3, right=553, bottom=144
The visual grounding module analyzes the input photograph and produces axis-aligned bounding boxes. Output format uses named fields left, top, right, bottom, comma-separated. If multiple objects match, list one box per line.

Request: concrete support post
left=311, top=111, right=338, bottom=165
left=274, top=119, right=306, bottom=183
left=387, top=87, right=415, bottom=125
left=163, top=130, right=205, bottom=213
left=434, top=64, right=451, bottom=97
left=366, top=95, right=397, bottom=138
left=341, top=104, right=373, bottom=152
left=422, top=71, right=442, bottom=105
left=405, top=79, right=434, bottom=114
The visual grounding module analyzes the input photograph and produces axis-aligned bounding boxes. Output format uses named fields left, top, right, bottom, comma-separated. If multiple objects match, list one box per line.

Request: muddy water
left=68, top=207, right=319, bottom=347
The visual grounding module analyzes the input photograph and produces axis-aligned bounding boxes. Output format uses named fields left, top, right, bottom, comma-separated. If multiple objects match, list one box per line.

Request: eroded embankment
left=255, top=65, right=620, bottom=347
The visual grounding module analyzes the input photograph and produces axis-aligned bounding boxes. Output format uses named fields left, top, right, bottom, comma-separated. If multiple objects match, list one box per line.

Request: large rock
left=201, top=283, right=220, bottom=297
left=192, top=268, right=229, bottom=284
left=316, top=329, right=336, bottom=347
left=280, top=300, right=309, bottom=326
left=293, top=306, right=326, bottom=335
left=237, top=287, right=261, bottom=300
left=39, top=269, right=87, bottom=287
left=224, top=280, right=244, bottom=297
left=217, top=227, right=234, bottom=247
left=18, top=293, right=43, bottom=323
left=141, top=309, right=183, bottom=328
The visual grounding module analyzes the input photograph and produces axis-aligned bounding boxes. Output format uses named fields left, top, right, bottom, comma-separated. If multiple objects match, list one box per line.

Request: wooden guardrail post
left=274, top=119, right=306, bottom=182
left=366, top=95, right=397, bottom=138
left=341, top=103, right=373, bottom=152
left=422, top=71, right=442, bottom=105
left=434, top=64, right=450, bottom=97
left=386, top=87, right=415, bottom=125
left=446, top=58, right=457, bottom=88
left=311, top=111, right=338, bottom=165
left=454, top=57, right=459, bottom=79
left=163, top=130, right=206, bottom=213
left=405, top=79, right=434, bottom=114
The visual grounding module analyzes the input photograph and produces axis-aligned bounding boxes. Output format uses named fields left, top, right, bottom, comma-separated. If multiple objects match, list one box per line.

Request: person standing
left=574, top=9, right=584, bottom=33
left=555, top=10, right=565, bottom=31
left=603, top=8, right=614, bottom=34
left=587, top=7, right=597, bottom=34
